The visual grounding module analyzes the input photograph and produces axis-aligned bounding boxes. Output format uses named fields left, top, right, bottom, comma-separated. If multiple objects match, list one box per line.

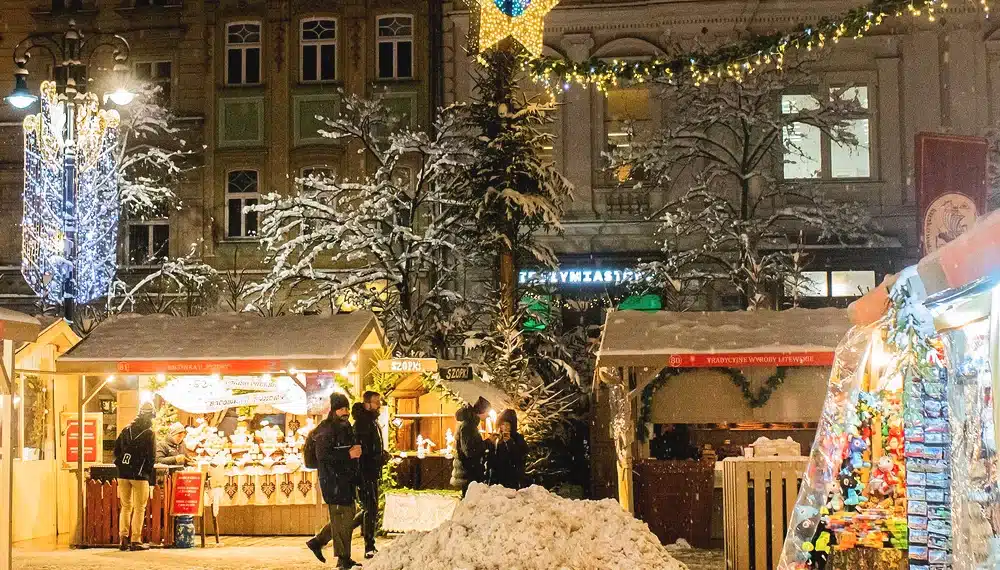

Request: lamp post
left=6, top=19, right=133, bottom=324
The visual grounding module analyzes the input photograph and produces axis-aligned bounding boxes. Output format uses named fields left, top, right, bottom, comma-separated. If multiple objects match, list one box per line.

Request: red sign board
left=666, top=352, right=834, bottom=368
left=64, top=416, right=100, bottom=463
left=115, top=359, right=281, bottom=375
left=170, top=471, right=205, bottom=516
left=915, top=133, right=988, bottom=255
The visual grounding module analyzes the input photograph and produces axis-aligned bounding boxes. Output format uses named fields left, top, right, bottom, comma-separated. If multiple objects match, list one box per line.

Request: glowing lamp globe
left=5, top=73, right=37, bottom=109
left=106, top=87, right=135, bottom=106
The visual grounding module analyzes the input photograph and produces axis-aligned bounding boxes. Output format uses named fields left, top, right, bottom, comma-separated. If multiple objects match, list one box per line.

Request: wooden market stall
left=55, top=311, right=385, bottom=541
left=593, top=308, right=850, bottom=548
left=0, top=308, right=41, bottom=569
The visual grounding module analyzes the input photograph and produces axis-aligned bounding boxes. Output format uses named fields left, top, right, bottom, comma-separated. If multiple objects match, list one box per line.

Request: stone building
left=443, top=0, right=998, bottom=324
left=0, top=0, right=438, bottom=311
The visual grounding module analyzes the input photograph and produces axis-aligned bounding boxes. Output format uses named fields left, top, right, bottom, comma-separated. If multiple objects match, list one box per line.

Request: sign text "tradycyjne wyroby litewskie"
left=518, top=269, right=647, bottom=287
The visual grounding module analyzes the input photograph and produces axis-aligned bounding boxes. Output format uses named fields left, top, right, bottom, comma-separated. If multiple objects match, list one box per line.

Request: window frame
left=225, top=20, right=263, bottom=86
left=133, top=60, right=173, bottom=107
left=300, top=17, right=338, bottom=83
left=225, top=169, right=261, bottom=239
left=780, top=80, right=876, bottom=182
left=787, top=269, right=877, bottom=299
left=124, top=218, right=170, bottom=267
left=376, top=14, right=414, bottom=80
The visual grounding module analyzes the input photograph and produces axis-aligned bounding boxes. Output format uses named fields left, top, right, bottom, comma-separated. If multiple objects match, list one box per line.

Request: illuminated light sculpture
left=467, top=0, right=559, bottom=56
left=21, top=80, right=121, bottom=305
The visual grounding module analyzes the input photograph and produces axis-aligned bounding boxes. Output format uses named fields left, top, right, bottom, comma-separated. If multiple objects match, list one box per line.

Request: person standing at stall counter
left=156, top=422, right=190, bottom=466
left=113, top=402, right=157, bottom=551
left=352, top=391, right=388, bottom=559
left=451, top=396, right=491, bottom=497
left=305, top=393, right=363, bottom=569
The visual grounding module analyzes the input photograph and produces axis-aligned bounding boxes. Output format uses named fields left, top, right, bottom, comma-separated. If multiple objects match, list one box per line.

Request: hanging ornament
left=467, top=0, right=559, bottom=56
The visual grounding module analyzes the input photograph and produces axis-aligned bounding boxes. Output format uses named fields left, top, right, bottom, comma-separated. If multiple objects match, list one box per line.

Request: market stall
left=56, top=311, right=385, bottom=538
left=779, top=209, right=1000, bottom=570
left=0, top=308, right=41, bottom=570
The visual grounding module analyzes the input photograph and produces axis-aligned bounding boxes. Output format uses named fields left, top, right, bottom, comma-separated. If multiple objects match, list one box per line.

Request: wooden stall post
left=0, top=340, right=13, bottom=570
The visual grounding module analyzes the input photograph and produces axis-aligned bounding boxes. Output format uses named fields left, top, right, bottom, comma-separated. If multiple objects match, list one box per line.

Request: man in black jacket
left=113, top=403, right=157, bottom=551
left=352, top=391, right=387, bottom=559
left=305, top=393, right=362, bottom=569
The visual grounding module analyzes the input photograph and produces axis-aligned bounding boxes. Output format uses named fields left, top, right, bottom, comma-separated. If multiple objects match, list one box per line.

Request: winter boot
left=306, top=539, right=326, bottom=563
left=119, top=536, right=129, bottom=551
left=129, top=542, right=149, bottom=551
left=364, top=548, right=377, bottom=559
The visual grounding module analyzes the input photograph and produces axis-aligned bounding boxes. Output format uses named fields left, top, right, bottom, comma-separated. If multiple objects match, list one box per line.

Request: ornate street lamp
left=6, top=19, right=134, bottom=323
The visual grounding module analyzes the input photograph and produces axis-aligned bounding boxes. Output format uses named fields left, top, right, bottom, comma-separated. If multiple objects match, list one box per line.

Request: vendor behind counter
left=156, top=422, right=191, bottom=466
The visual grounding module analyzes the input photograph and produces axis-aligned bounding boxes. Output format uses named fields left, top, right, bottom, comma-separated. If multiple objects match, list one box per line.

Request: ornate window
left=226, top=22, right=262, bottom=85
left=301, top=19, right=337, bottom=82
left=226, top=170, right=260, bottom=238
left=377, top=15, right=413, bottom=80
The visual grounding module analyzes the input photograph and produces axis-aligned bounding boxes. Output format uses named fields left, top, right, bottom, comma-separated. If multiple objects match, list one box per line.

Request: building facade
left=443, top=0, right=998, bottom=324
left=0, top=0, right=438, bottom=312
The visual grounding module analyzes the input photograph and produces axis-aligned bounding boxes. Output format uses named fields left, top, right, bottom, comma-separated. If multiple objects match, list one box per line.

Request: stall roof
left=0, top=308, right=41, bottom=343
left=438, top=378, right=513, bottom=412
left=596, top=308, right=850, bottom=368
left=849, top=208, right=1000, bottom=326
left=57, top=311, right=383, bottom=374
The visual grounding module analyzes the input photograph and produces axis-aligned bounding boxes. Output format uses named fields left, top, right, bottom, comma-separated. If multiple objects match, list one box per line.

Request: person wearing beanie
left=450, top=397, right=491, bottom=497
left=113, top=403, right=156, bottom=551
left=485, top=409, right=527, bottom=489
left=305, top=392, right=362, bottom=569
left=156, top=421, right=189, bottom=466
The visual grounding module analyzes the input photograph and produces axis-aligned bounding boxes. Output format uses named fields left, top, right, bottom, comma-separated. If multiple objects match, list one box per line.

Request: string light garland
left=468, top=0, right=560, bottom=56
left=21, top=80, right=121, bottom=305
left=526, top=0, right=988, bottom=92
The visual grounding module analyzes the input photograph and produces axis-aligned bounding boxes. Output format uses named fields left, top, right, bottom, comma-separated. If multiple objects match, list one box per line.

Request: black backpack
left=115, top=425, right=151, bottom=477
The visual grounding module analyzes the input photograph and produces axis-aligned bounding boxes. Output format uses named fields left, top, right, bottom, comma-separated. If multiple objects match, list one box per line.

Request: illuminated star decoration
left=469, top=0, right=559, bottom=57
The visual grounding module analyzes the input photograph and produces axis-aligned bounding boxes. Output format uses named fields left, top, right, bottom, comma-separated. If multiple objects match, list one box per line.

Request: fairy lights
left=468, top=0, right=559, bottom=56
left=21, top=80, right=121, bottom=305
left=525, top=0, right=988, bottom=93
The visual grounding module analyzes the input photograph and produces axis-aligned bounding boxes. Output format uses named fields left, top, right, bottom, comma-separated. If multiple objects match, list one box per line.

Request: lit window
left=786, top=271, right=829, bottom=298
left=126, top=221, right=169, bottom=265
left=134, top=61, right=172, bottom=106
left=831, top=270, right=876, bottom=297
left=301, top=19, right=337, bottom=82
left=377, top=15, right=413, bottom=80
left=226, top=22, right=262, bottom=85
left=782, top=86, right=871, bottom=180
left=605, top=87, right=650, bottom=182
left=226, top=170, right=259, bottom=238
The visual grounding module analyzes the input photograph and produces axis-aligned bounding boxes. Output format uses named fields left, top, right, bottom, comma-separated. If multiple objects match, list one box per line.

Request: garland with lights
left=637, top=366, right=789, bottom=441
left=527, top=0, right=984, bottom=92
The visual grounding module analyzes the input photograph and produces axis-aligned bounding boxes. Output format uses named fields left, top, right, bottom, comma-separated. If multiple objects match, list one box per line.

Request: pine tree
left=462, top=49, right=572, bottom=316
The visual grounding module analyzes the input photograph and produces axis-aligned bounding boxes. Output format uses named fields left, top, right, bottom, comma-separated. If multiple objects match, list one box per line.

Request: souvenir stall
left=779, top=209, right=1000, bottom=570
left=56, top=311, right=385, bottom=538
left=376, top=358, right=512, bottom=533
left=594, top=308, right=850, bottom=548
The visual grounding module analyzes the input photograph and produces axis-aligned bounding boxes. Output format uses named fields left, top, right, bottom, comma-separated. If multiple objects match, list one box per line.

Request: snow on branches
left=251, top=92, right=476, bottom=356
left=610, top=59, right=881, bottom=309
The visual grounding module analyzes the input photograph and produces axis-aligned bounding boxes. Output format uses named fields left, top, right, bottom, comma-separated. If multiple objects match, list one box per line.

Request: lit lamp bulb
left=5, top=69, right=37, bottom=109
left=106, top=87, right=135, bottom=106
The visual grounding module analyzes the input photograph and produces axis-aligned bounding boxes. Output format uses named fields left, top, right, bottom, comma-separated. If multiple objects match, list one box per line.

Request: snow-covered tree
left=250, top=93, right=476, bottom=356
left=462, top=50, right=573, bottom=315
left=611, top=60, right=880, bottom=309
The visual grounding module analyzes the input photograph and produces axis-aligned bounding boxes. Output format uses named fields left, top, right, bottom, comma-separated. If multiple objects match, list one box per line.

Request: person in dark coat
left=155, top=422, right=189, bottom=466
left=486, top=409, right=528, bottom=489
left=351, top=391, right=388, bottom=559
left=113, top=403, right=157, bottom=551
left=305, top=393, right=362, bottom=569
left=450, top=396, right=490, bottom=497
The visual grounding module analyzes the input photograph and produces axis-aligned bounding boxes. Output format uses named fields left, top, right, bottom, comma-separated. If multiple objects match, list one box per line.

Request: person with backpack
left=304, top=393, right=362, bottom=569
left=113, top=402, right=157, bottom=551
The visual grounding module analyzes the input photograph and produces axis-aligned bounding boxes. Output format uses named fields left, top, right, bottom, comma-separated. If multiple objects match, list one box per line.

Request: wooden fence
left=723, top=457, right=809, bottom=570
left=84, top=476, right=174, bottom=547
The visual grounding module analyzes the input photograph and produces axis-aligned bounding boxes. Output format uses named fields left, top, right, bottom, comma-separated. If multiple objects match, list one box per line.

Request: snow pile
left=366, top=483, right=688, bottom=570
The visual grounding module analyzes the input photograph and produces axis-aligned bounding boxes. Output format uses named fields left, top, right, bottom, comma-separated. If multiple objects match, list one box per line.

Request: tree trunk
left=499, top=246, right=516, bottom=319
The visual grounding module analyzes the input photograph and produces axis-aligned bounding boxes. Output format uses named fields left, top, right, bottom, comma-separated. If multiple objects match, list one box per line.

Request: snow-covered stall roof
left=849, top=208, right=1000, bottom=326
left=596, top=308, right=851, bottom=368
left=57, top=311, right=383, bottom=374
left=0, top=308, right=41, bottom=343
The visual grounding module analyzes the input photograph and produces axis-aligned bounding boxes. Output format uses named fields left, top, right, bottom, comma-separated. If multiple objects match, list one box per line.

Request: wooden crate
left=723, top=457, right=808, bottom=570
